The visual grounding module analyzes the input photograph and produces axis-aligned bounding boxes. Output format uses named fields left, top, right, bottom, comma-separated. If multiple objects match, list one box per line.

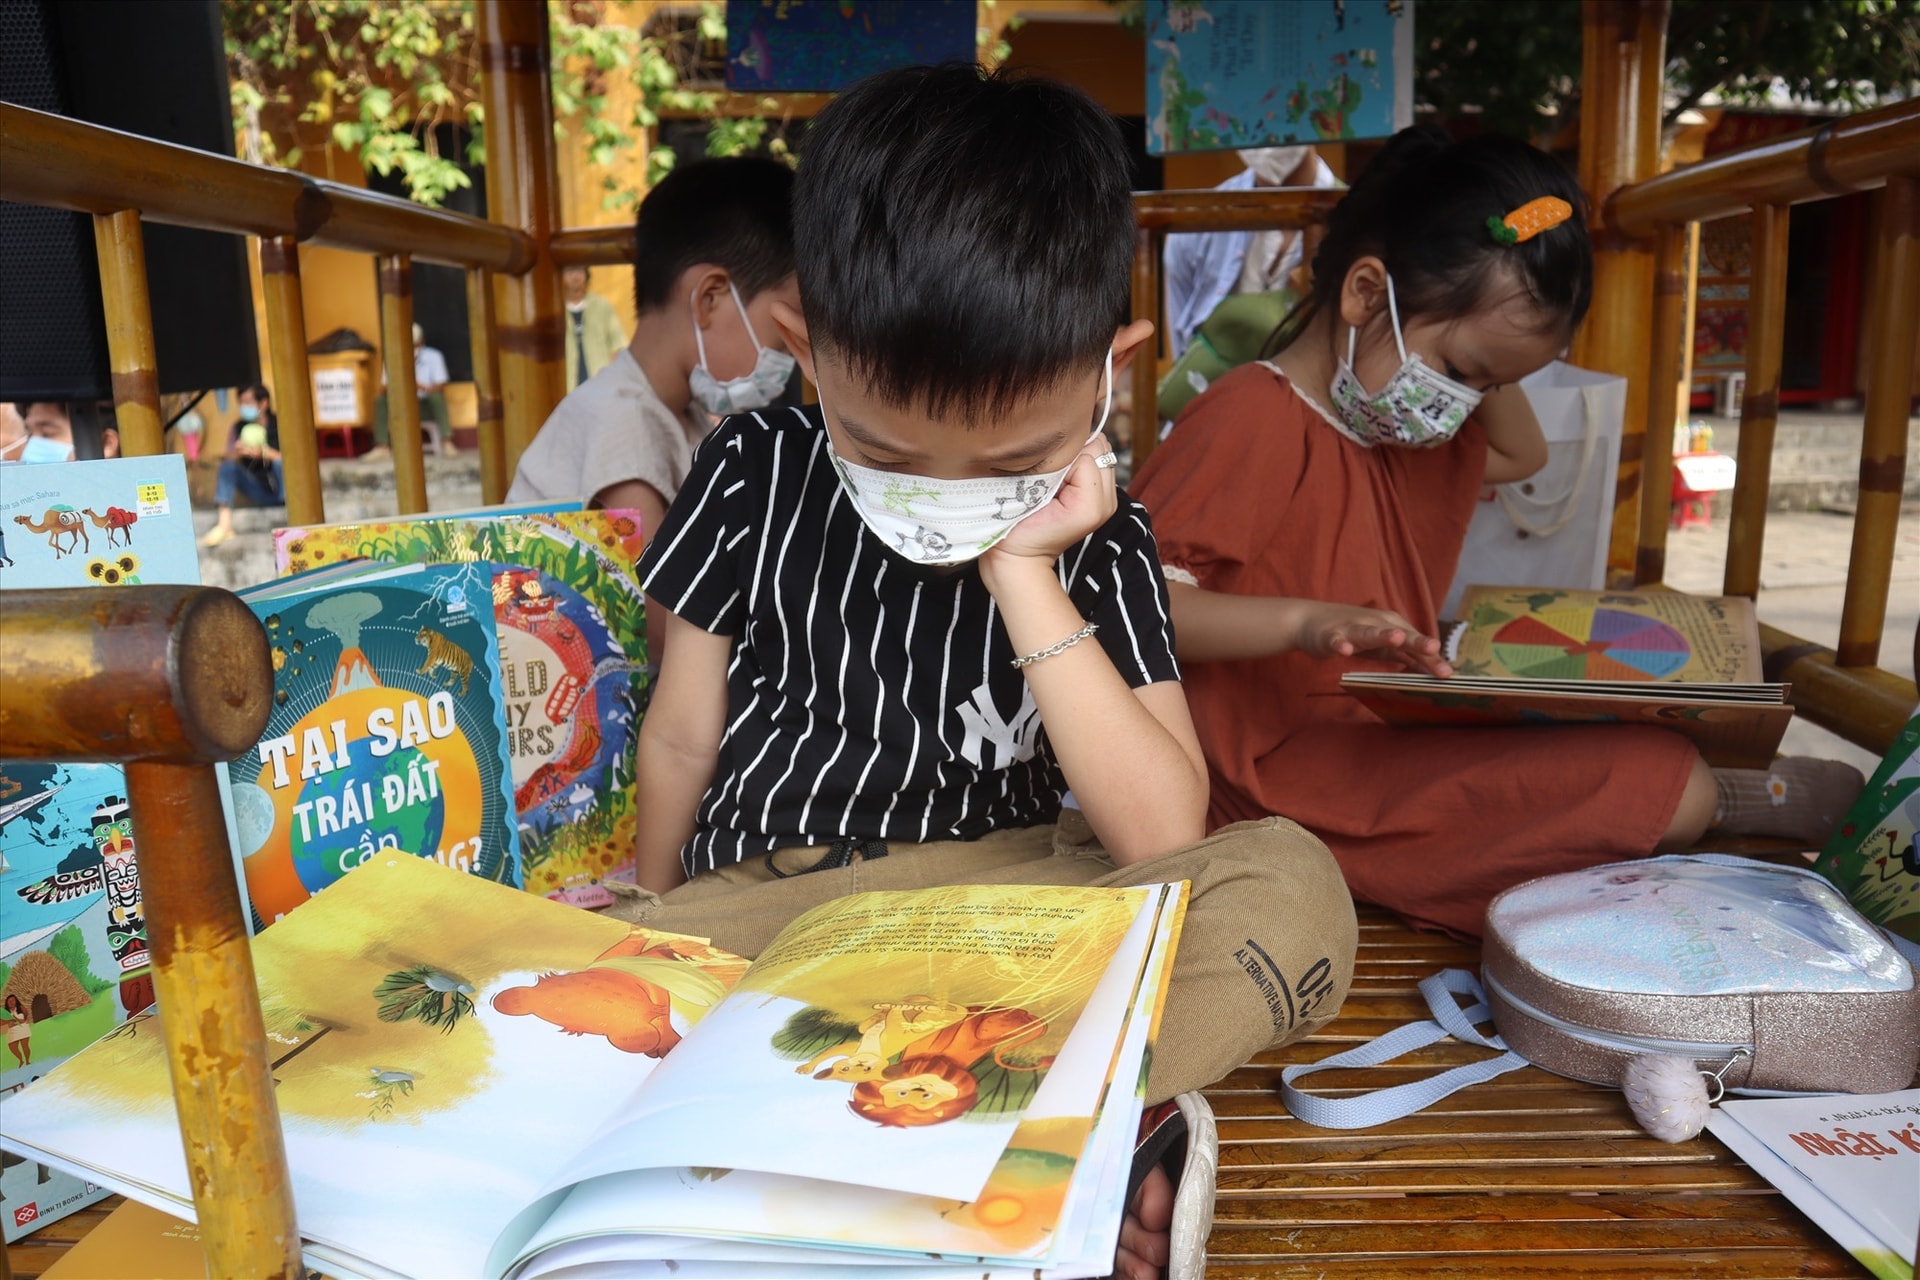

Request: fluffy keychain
left=1621, top=1055, right=1714, bottom=1142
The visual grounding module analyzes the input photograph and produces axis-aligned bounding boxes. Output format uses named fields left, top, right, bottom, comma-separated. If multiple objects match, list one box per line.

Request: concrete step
left=1682, top=414, right=1920, bottom=511
left=192, top=451, right=486, bottom=592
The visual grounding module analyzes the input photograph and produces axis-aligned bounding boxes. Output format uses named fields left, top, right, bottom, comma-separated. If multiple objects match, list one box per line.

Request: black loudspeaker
left=0, top=0, right=259, bottom=403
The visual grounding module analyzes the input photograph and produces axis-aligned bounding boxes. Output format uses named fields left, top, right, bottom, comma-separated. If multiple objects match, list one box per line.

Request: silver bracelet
left=1011, top=621, right=1099, bottom=669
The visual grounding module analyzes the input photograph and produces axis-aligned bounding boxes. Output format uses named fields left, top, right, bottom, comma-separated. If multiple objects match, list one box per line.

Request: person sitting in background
left=199, top=384, right=283, bottom=548
left=507, top=155, right=798, bottom=543
left=1162, top=145, right=1341, bottom=361
left=368, top=324, right=455, bottom=458
left=563, top=265, right=628, bottom=391
left=414, top=323, right=454, bottom=456
left=10, top=400, right=119, bottom=462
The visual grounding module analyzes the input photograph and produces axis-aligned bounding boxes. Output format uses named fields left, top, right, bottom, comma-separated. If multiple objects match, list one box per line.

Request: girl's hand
left=1297, top=602, right=1453, bottom=676
left=983, top=438, right=1117, bottom=572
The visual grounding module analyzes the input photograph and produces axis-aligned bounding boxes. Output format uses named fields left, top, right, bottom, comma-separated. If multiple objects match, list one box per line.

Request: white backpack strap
left=1278, top=969, right=1531, bottom=1130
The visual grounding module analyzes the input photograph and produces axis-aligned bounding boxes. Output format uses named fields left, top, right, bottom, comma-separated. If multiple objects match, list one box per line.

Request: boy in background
left=616, top=66, right=1356, bottom=1280
left=508, top=156, right=799, bottom=549
left=561, top=264, right=628, bottom=390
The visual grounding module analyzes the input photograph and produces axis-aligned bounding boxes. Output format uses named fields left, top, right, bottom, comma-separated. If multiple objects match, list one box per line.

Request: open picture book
left=0, top=856, right=1186, bottom=1280
left=1705, top=1089, right=1919, bottom=1280
left=1343, top=586, right=1793, bottom=768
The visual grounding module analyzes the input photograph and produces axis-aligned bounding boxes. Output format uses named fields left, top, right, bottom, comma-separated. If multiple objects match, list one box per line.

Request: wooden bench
left=1201, top=902, right=1880, bottom=1279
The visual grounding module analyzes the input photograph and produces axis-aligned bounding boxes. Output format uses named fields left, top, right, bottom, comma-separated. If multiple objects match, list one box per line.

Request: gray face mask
left=688, top=282, right=796, bottom=416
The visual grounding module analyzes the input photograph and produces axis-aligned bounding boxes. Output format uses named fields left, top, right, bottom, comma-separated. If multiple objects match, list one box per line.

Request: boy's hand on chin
left=981, top=442, right=1117, bottom=585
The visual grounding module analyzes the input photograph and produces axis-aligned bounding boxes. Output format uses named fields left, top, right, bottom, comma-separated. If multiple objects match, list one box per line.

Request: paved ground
left=1663, top=503, right=1920, bottom=773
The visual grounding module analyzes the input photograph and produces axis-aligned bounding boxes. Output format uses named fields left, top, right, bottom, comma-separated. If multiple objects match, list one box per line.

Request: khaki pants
left=605, top=814, right=1358, bottom=1104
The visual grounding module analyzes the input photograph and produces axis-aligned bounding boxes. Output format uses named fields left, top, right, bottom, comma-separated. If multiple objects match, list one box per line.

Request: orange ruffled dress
left=1133, top=363, right=1696, bottom=936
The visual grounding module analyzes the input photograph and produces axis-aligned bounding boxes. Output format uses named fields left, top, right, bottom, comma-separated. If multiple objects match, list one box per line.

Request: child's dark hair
left=794, top=64, right=1133, bottom=423
left=1262, top=127, right=1592, bottom=358
left=632, top=156, right=796, bottom=314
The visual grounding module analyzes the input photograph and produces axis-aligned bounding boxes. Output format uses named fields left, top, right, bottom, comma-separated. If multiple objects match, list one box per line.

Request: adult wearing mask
left=562, top=265, right=628, bottom=391
left=1162, top=146, right=1340, bottom=361
left=199, top=384, right=282, bottom=548
left=7, top=400, right=119, bottom=463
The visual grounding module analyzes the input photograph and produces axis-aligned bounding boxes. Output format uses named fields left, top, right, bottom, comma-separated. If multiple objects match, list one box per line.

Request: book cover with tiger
left=272, top=511, right=648, bottom=905
left=231, top=561, right=521, bottom=926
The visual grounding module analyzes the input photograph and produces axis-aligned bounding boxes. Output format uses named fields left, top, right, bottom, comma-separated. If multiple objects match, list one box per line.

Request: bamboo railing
left=0, top=0, right=565, bottom=517
left=0, top=587, right=295, bottom=1277
left=1592, top=97, right=1920, bottom=753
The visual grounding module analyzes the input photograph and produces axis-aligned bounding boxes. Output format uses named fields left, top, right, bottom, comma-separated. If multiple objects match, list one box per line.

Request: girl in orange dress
left=1133, top=127, right=1862, bottom=937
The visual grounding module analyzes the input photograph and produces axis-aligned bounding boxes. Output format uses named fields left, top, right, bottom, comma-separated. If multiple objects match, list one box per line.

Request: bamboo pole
left=1634, top=222, right=1691, bottom=586
left=1132, top=187, right=1345, bottom=232
left=379, top=255, right=429, bottom=515
left=91, top=210, right=165, bottom=457
left=550, top=224, right=635, bottom=267
left=1676, top=221, right=1701, bottom=437
left=1611, top=99, right=1920, bottom=236
left=468, top=269, right=509, bottom=505
left=0, top=586, right=299, bottom=1279
left=1763, top=621, right=1919, bottom=755
left=1836, top=175, right=1919, bottom=668
left=0, top=102, right=533, bottom=271
left=479, top=0, right=565, bottom=482
left=1129, top=225, right=1162, bottom=470
left=1575, top=0, right=1670, bottom=588
left=260, top=237, right=324, bottom=527
left=1722, top=203, right=1791, bottom=600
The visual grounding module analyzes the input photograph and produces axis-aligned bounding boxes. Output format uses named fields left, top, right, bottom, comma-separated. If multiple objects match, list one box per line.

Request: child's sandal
left=1122, top=1091, right=1219, bottom=1279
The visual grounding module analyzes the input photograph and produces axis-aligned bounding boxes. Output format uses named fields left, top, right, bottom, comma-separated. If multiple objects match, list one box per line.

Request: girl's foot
left=1711, top=757, right=1866, bottom=844
left=198, top=525, right=234, bottom=548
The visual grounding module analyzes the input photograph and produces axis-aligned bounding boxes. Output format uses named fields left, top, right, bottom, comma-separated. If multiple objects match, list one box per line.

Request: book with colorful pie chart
left=1342, top=586, right=1793, bottom=769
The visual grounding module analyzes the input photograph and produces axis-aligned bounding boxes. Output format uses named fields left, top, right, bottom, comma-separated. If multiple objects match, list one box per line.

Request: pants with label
left=604, top=814, right=1358, bottom=1104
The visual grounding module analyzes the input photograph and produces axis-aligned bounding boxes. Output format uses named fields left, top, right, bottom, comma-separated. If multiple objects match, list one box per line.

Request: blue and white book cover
left=0, top=454, right=199, bottom=1241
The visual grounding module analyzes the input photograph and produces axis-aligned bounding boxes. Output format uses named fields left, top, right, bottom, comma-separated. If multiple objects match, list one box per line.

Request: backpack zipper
left=1482, top=971, right=1755, bottom=1060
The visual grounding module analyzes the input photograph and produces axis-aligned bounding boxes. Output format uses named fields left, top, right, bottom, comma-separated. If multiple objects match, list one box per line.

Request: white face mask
left=1238, top=146, right=1310, bottom=185
left=821, top=350, right=1115, bottom=566
left=689, top=282, right=797, bottom=416
left=1328, top=276, right=1483, bottom=448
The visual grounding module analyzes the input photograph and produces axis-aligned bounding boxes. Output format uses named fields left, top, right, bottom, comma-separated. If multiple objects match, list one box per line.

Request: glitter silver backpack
left=1280, top=855, right=1920, bottom=1132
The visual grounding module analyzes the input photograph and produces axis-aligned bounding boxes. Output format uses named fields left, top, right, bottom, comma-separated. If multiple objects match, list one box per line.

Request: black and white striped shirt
left=639, top=406, right=1183, bottom=877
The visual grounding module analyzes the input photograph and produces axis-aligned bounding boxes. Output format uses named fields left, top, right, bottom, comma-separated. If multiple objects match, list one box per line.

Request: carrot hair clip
left=1487, top=196, right=1574, bottom=246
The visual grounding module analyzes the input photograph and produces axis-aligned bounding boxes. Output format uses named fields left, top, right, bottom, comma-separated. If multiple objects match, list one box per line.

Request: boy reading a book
left=617, top=64, right=1357, bottom=1277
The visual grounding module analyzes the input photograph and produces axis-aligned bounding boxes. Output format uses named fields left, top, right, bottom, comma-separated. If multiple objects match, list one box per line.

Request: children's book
left=273, top=510, right=650, bottom=905
left=232, top=561, right=522, bottom=926
left=1705, top=1089, right=1919, bottom=1280
left=0, top=857, right=1186, bottom=1280
left=1815, top=713, right=1920, bottom=946
left=1343, top=586, right=1793, bottom=768
left=0, top=456, right=201, bottom=1243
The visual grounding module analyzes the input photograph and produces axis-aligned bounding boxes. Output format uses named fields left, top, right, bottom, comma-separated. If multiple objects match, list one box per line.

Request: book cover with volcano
left=232, top=562, right=521, bottom=927
left=274, top=512, right=649, bottom=904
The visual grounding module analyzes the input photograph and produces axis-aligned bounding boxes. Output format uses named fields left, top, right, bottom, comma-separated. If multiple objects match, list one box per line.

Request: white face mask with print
left=689, top=282, right=797, bottom=416
left=821, top=349, right=1114, bottom=566
left=1329, top=275, right=1484, bottom=448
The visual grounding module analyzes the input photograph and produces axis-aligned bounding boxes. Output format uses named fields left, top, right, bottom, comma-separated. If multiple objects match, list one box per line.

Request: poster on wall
left=1146, top=0, right=1415, bottom=155
left=725, top=0, right=975, bottom=93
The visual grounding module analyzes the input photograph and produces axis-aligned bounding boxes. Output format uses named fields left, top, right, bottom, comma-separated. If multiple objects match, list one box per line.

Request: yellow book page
left=40, top=1202, right=207, bottom=1279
